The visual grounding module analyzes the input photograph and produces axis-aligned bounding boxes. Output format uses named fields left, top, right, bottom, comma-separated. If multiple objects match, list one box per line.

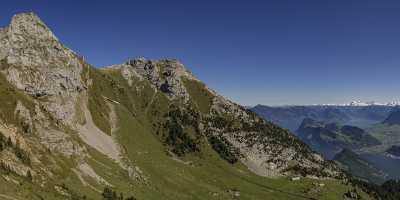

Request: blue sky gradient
left=1, top=0, right=400, bottom=105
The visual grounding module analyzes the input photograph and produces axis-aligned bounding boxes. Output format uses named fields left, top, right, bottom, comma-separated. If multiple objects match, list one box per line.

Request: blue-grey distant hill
left=296, top=118, right=381, bottom=159
left=251, top=104, right=400, bottom=184
left=251, top=105, right=394, bottom=132
left=383, top=110, right=400, bottom=126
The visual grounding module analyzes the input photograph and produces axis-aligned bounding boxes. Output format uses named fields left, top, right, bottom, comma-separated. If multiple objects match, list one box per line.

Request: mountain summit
left=0, top=13, right=371, bottom=200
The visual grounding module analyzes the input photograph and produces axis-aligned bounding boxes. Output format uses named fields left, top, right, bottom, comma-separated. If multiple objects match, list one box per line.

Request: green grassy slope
left=77, top=68, right=373, bottom=200
left=0, top=66, right=374, bottom=200
left=0, top=70, right=34, bottom=127
left=0, top=12, right=376, bottom=200
left=112, top=104, right=371, bottom=200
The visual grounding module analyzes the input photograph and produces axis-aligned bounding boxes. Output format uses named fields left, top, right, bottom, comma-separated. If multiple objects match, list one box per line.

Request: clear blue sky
left=1, top=0, right=400, bottom=106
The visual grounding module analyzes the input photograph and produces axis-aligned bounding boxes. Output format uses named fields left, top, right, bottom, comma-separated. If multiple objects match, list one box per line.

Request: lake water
left=361, top=153, right=400, bottom=179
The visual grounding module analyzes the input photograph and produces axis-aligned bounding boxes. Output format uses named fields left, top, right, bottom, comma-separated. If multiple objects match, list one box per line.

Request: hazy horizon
left=2, top=0, right=400, bottom=106
left=247, top=100, right=400, bottom=107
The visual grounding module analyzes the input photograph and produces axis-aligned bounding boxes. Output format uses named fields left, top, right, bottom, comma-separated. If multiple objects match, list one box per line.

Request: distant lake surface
left=361, top=153, right=400, bottom=179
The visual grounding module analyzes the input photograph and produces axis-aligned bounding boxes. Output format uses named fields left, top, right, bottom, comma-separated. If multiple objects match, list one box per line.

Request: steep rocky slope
left=0, top=12, right=372, bottom=200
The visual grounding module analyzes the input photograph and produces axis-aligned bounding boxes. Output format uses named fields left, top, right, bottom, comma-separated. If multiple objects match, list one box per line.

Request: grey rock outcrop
left=0, top=12, right=86, bottom=124
left=0, top=13, right=140, bottom=186
left=107, top=58, right=198, bottom=101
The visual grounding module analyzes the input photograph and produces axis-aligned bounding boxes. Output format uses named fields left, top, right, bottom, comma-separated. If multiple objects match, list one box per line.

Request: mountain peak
left=347, top=100, right=400, bottom=107
left=104, top=57, right=199, bottom=100
left=8, top=12, right=58, bottom=42
left=126, top=57, right=180, bottom=65
left=11, top=12, right=42, bottom=25
left=0, top=12, right=86, bottom=123
left=1, top=12, right=72, bottom=67
left=125, top=57, right=190, bottom=77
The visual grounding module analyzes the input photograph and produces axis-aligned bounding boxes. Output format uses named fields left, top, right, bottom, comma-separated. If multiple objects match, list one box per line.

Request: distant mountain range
left=323, top=100, right=400, bottom=107
left=252, top=103, right=400, bottom=184
left=251, top=103, right=396, bottom=132
left=0, top=12, right=363, bottom=199
left=296, top=118, right=381, bottom=159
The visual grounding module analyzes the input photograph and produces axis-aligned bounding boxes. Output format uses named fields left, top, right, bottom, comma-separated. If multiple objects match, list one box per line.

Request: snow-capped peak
left=348, top=100, right=382, bottom=106
left=347, top=100, right=399, bottom=106
left=313, top=100, right=400, bottom=107
left=387, top=101, right=400, bottom=106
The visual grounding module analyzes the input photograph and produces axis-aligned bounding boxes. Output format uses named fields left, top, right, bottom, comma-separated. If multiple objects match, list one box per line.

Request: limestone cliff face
left=0, top=13, right=90, bottom=160
left=0, top=13, right=125, bottom=185
left=0, top=13, right=86, bottom=125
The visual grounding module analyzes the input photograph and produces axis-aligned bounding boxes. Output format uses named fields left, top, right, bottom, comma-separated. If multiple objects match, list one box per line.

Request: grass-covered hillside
left=0, top=64, right=373, bottom=200
left=0, top=12, right=375, bottom=200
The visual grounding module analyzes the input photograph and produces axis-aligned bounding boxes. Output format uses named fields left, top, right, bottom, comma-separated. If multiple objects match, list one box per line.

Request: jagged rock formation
left=0, top=12, right=135, bottom=189
left=107, top=58, right=198, bottom=101
left=0, top=12, right=372, bottom=200
left=0, top=13, right=86, bottom=125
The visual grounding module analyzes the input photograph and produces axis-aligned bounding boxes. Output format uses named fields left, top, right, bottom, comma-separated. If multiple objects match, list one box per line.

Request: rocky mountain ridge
left=0, top=12, right=369, bottom=200
left=103, top=56, right=338, bottom=178
left=251, top=104, right=394, bottom=132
